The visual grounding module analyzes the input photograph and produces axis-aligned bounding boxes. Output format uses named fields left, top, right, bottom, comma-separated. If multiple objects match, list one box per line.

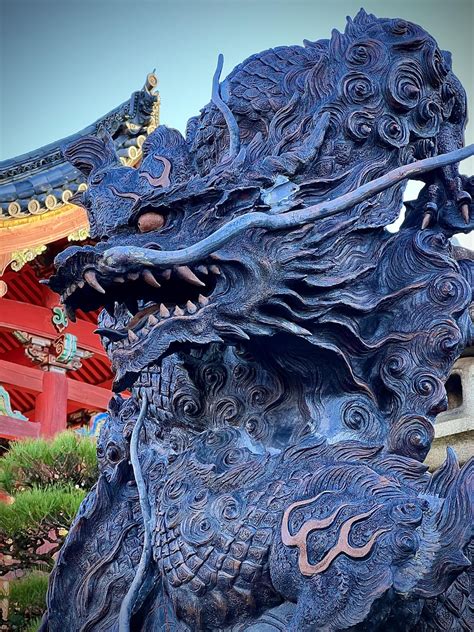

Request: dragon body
left=42, top=10, right=473, bottom=631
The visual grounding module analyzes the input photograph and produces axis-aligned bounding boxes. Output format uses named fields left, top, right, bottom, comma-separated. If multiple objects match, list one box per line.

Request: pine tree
left=0, top=433, right=97, bottom=631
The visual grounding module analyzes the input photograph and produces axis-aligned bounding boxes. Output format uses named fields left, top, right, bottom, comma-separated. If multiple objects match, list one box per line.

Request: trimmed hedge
left=0, top=432, right=98, bottom=629
left=0, top=432, right=97, bottom=494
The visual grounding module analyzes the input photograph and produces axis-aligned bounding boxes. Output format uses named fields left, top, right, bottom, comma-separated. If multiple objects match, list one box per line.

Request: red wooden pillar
left=35, top=370, right=68, bottom=437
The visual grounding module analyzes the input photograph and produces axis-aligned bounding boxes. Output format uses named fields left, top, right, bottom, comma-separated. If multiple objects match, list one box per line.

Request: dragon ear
left=63, top=131, right=120, bottom=177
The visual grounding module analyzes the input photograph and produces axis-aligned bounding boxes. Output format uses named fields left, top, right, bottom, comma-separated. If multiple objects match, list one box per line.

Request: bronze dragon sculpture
left=41, top=9, right=473, bottom=631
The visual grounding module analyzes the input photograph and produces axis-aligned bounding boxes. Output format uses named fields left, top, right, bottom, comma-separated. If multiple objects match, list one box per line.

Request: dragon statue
left=41, top=9, right=473, bottom=631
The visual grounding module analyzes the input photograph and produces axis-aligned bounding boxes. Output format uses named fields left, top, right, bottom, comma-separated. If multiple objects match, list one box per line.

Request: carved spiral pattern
left=169, top=428, right=191, bottom=456
left=346, top=110, right=375, bottom=141
left=412, top=372, right=443, bottom=399
left=211, top=494, right=241, bottom=522
left=377, top=113, right=409, bottom=147
left=386, top=60, right=423, bottom=111
left=245, top=415, right=271, bottom=441
left=389, top=502, right=425, bottom=526
left=213, top=397, right=241, bottom=424
left=425, top=321, right=463, bottom=360
left=340, top=72, right=378, bottom=105
left=345, top=39, right=385, bottom=71
left=413, top=97, right=442, bottom=138
left=189, top=487, right=209, bottom=510
left=387, top=19, right=409, bottom=35
left=342, top=400, right=373, bottom=431
left=161, top=477, right=189, bottom=507
left=203, top=427, right=236, bottom=449
left=249, top=385, right=272, bottom=407
left=181, top=511, right=217, bottom=546
left=200, top=363, right=228, bottom=396
left=388, top=415, right=434, bottom=461
left=412, top=371, right=447, bottom=415
left=428, top=274, right=471, bottom=312
left=164, top=503, right=184, bottom=529
left=215, top=447, right=248, bottom=471
left=382, top=349, right=412, bottom=380
left=424, top=44, right=449, bottom=87
left=391, top=529, right=420, bottom=562
left=172, top=390, right=202, bottom=421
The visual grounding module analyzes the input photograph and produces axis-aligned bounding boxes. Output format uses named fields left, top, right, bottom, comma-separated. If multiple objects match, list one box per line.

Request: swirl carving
left=427, top=274, right=471, bottom=313
left=340, top=72, right=378, bottom=105
left=388, top=414, right=434, bottom=461
left=413, top=97, right=442, bottom=138
left=346, top=110, right=375, bottom=141
left=424, top=44, right=449, bottom=87
left=181, top=510, right=217, bottom=546
left=386, top=60, right=423, bottom=111
left=341, top=400, right=372, bottom=431
left=345, top=39, right=385, bottom=71
left=377, top=113, right=409, bottom=147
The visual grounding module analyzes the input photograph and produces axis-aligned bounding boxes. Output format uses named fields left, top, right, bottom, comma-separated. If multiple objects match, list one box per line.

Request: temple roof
left=0, top=73, right=159, bottom=218
left=0, top=73, right=160, bottom=286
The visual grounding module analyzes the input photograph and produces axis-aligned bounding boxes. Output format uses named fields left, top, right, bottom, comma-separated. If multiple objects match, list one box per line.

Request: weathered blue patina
left=41, top=10, right=473, bottom=631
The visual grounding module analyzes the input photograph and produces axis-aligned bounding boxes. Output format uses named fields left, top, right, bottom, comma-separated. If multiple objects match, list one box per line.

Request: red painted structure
left=0, top=263, right=112, bottom=440
left=0, top=75, right=159, bottom=441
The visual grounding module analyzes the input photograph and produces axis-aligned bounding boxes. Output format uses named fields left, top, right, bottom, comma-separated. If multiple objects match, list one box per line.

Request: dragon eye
left=138, top=212, right=166, bottom=233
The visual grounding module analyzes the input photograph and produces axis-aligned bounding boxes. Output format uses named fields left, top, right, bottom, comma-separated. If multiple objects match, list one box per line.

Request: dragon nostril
left=138, top=212, right=166, bottom=233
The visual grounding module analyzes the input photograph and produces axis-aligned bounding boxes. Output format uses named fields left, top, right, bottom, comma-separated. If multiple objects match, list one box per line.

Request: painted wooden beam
left=0, top=298, right=105, bottom=356
left=0, top=414, right=40, bottom=440
left=0, top=359, right=110, bottom=410
left=67, top=379, right=110, bottom=410
left=0, top=359, right=43, bottom=393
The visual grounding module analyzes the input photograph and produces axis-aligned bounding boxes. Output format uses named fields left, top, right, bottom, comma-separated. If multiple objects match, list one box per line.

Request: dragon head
left=49, top=11, right=473, bottom=393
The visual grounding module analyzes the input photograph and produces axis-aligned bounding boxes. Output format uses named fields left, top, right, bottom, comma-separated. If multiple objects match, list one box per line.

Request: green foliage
left=0, top=571, right=48, bottom=632
left=0, top=485, right=86, bottom=537
left=0, top=432, right=97, bottom=494
left=3, top=571, right=48, bottom=611
left=1, top=572, right=48, bottom=631
left=22, top=617, right=44, bottom=632
left=0, top=432, right=98, bottom=627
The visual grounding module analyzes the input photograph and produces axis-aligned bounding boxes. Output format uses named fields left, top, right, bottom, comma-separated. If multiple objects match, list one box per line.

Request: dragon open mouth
left=93, top=261, right=222, bottom=344
left=52, top=252, right=226, bottom=386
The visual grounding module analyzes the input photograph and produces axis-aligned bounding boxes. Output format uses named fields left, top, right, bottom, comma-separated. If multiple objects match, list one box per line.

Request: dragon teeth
left=198, top=294, right=209, bottom=306
left=148, top=314, right=159, bottom=326
left=84, top=269, right=106, bottom=294
left=186, top=300, right=197, bottom=314
left=174, top=306, right=185, bottom=316
left=142, top=269, right=161, bottom=288
left=128, top=329, right=139, bottom=342
left=209, top=265, right=221, bottom=275
left=175, top=265, right=205, bottom=287
left=159, top=304, right=170, bottom=318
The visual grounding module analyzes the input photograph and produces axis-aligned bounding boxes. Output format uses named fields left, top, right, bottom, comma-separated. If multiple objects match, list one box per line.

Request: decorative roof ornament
left=0, top=385, right=28, bottom=420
